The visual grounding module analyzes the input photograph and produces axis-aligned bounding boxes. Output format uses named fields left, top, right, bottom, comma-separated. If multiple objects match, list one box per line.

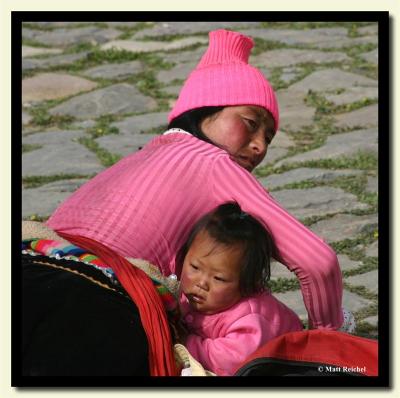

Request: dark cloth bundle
left=22, top=252, right=150, bottom=376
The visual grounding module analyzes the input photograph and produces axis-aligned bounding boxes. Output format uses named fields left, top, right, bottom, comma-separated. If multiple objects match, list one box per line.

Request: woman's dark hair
left=168, top=106, right=225, bottom=145
left=178, top=202, right=275, bottom=297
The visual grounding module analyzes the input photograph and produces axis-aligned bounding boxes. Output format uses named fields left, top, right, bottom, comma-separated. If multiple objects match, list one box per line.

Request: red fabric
left=234, top=330, right=378, bottom=376
left=58, top=233, right=178, bottom=376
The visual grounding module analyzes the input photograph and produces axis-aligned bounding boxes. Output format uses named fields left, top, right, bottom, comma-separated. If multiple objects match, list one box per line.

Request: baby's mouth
left=187, top=293, right=205, bottom=304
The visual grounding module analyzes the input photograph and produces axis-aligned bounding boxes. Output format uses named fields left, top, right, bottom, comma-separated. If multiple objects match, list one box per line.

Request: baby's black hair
left=178, top=202, right=275, bottom=297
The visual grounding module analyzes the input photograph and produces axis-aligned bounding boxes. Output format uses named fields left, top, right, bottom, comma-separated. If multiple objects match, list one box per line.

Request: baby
left=177, top=202, right=303, bottom=376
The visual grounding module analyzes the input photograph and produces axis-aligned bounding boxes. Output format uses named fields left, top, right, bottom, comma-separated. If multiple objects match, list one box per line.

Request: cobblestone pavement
left=21, top=21, right=379, bottom=338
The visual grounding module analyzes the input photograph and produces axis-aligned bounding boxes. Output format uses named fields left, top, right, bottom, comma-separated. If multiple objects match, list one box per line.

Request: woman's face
left=200, top=105, right=275, bottom=171
left=180, top=230, right=243, bottom=315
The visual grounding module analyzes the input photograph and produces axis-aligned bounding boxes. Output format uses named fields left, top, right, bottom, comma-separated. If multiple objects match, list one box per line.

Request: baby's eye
left=190, top=264, right=199, bottom=270
left=214, top=276, right=226, bottom=282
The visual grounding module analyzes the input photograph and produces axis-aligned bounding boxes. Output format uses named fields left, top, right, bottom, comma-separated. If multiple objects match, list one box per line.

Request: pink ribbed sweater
left=47, top=131, right=343, bottom=329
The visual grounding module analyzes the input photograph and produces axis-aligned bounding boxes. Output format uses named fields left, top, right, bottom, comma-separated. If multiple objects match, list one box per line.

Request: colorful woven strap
left=22, top=238, right=179, bottom=321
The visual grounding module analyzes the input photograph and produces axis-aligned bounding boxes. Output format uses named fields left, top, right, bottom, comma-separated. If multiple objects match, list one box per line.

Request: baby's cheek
left=180, top=272, right=192, bottom=292
left=212, top=287, right=238, bottom=307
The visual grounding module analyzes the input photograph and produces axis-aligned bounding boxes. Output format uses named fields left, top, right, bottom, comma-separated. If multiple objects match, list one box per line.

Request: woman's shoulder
left=147, top=131, right=227, bottom=157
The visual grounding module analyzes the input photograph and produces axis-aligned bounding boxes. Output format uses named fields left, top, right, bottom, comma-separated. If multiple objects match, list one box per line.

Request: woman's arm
left=211, top=159, right=344, bottom=330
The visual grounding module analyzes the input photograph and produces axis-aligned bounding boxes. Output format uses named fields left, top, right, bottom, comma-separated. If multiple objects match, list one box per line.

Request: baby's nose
left=196, top=278, right=209, bottom=291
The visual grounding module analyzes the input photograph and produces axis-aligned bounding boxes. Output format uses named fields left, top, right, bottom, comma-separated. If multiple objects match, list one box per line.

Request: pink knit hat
left=168, top=29, right=279, bottom=132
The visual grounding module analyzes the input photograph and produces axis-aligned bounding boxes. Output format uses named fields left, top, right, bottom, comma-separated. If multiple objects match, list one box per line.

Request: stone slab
left=280, top=67, right=304, bottom=84
left=309, top=213, right=378, bottom=243
left=365, top=176, right=378, bottom=194
left=22, top=130, right=85, bottom=146
left=22, top=131, right=104, bottom=177
left=27, top=26, right=121, bottom=47
left=22, top=111, right=32, bottom=125
left=358, top=24, right=378, bottom=36
left=280, top=72, right=297, bottom=84
left=257, top=67, right=275, bottom=82
left=365, top=240, right=378, bottom=258
left=270, top=261, right=296, bottom=280
left=22, top=45, right=63, bottom=58
left=346, top=270, right=378, bottom=294
left=22, top=73, right=97, bottom=103
left=275, top=128, right=378, bottom=167
left=23, top=141, right=104, bottom=177
left=271, top=255, right=363, bottom=278
left=110, top=112, right=169, bottom=135
left=258, top=168, right=362, bottom=190
left=256, top=148, right=288, bottom=169
left=275, top=288, right=374, bottom=321
left=105, top=22, right=151, bottom=28
left=69, top=120, right=97, bottom=130
left=333, top=104, right=378, bottom=129
left=273, top=290, right=308, bottom=320
left=80, top=61, right=144, bottom=80
left=311, top=35, right=377, bottom=49
left=159, top=46, right=207, bottom=64
left=168, top=98, right=177, bottom=112
left=244, top=26, right=376, bottom=49
left=241, top=27, right=348, bottom=46
left=22, top=52, right=89, bottom=72
left=22, top=179, right=88, bottom=219
left=341, top=290, right=374, bottom=313
left=156, top=61, right=197, bottom=84
left=270, top=131, right=295, bottom=149
left=360, top=48, right=378, bottom=65
left=22, top=27, right=43, bottom=41
left=161, top=85, right=182, bottom=97
left=133, top=22, right=262, bottom=38
left=269, top=187, right=369, bottom=219
left=254, top=130, right=294, bottom=168
left=337, top=254, right=363, bottom=272
left=24, top=22, right=96, bottom=28
left=288, top=68, right=377, bottom=94
left=251, top=48, right=351, bottom=68
left=325, top=86, right=378, bottom=106
left=264, top=252, right=362, bottom=278
left=22, top=127, right=38, bottom=137
left=275, top=89, right=316, bottom=131
left=362, top=315, right=378, bottom=327
left=48, top=83, right=158, bottom=120
left=101, top=37, right=208, bottom=53
left=95, top=133, right=158, bottom=157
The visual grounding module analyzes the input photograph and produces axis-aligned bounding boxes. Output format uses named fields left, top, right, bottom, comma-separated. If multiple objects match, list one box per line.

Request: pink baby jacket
left=180, top=291, right=303, bottom=375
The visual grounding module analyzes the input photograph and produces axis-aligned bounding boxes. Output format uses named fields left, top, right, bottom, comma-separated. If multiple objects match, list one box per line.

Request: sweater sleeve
left=211, top=159, right=344, bottom=330
left=186, top=314, right=270, bottom=376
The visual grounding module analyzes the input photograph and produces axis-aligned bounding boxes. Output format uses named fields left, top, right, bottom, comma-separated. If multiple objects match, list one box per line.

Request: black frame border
left=12, top=10, right=390, bottom=389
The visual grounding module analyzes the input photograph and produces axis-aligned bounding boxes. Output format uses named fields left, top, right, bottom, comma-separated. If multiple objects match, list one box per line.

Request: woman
left=23, top=29, right=344, bottom=377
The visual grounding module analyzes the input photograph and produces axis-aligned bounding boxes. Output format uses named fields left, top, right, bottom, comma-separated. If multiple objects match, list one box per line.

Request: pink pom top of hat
left=168, top=29, right=279, bottom=132
left=197, top=29, right=255, bottom=67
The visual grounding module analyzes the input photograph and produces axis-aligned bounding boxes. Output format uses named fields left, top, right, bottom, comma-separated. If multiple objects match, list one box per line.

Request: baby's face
left=180, top=230, right=242, bottom=315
